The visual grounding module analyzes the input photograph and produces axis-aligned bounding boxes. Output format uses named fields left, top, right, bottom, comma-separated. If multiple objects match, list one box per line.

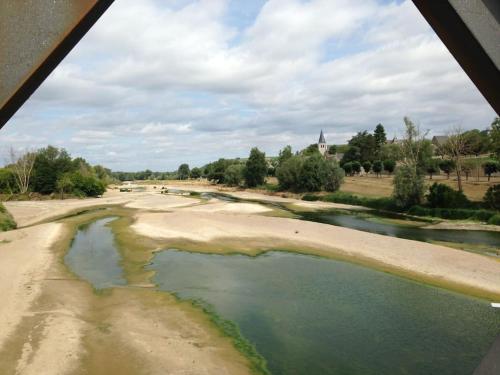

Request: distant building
left=318, top=130, right=327, bottom=156
left=432, top=135, right=449, bottom=146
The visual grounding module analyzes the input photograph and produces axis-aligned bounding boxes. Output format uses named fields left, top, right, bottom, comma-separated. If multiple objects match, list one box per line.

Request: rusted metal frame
left=412, top=0, right=500, bottom=114
left=0, top=0, right=115, bottom=130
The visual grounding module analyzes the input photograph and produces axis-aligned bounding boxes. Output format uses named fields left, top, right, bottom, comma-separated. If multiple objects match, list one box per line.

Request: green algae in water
left=148, top=250, right=499, bottom=375
left=65, top=217, right=126, bottom=290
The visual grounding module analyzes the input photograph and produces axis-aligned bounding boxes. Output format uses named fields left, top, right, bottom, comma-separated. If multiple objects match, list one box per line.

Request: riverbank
left=0, top=207, right=254, bottom=374
left=1, top=185, right=499, bottom=372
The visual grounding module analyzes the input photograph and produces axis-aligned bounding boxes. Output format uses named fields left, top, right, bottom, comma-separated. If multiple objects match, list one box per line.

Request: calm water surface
left=149, top=250, right=499, bottom=375
left=65, top=217, right=126, bottom=289
left=65, top=216, right=499, bottom=375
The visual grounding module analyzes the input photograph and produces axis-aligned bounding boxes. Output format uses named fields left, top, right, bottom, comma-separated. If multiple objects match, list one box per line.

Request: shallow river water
left=66, top=217, right=499, bottom=375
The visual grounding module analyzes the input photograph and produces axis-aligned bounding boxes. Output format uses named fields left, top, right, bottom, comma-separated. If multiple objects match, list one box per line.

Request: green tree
left=372, top=160, right=383, bottom=177
left=177, top=164, right=190, bottom=180
left=224, top=164, right=244, bottom=186
left=324, top=160, right=344, bottom=192
left=342, top=162, right=353, bottom=176
left=362, top=161, right=372, bottom=174
left=341, top=146, right=361, bottom=164
left=463, top=129, right=489, bottom=156
left=383, top=159, right=396, bottom=175
left=244, top=148, right=267, bottom=187
left=190, top=167, right=202, bottom=179
left=483, top=161, right=498, bottom=181
left=69, top=171, right=105, bottom=197
left=56, top=173, right=74, bottom=199
left=425, top=159, right=440, bottom=179
left=483, top=184, right=500, bottom=210
left=31, top=146, right=73, bottom=194
left=393, top=117, right=427, bottom=208
left=302, top=144, right=320, bottom=156
left=328, top=145, right=337, bottom=155
left=374, top=124, right=387, bottom=154
left=276, top=156, right=304, bottom=191
left=426, top=183, right=469, bottom=208
left=351, top=161, right=361, bottom=175
left=347, top=131, right=376, bottom=162
left=298, top=154, right=327, bottom=192
left=439, top=159, right=455, bottom=179
left=489, top=117, right=500, bottom=158
left=0, top=168, right=17, bottom=194
left=278, top=145, right=293, bottom=166
left=393, top=165, right=425, bottom=208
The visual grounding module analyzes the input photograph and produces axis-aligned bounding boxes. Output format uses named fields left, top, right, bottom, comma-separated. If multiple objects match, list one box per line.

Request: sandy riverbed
left=2, top=184, right=500, bottom=373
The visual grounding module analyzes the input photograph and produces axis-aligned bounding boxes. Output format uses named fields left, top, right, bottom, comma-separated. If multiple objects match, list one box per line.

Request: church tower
left=318, top=130, right=327, bottom=156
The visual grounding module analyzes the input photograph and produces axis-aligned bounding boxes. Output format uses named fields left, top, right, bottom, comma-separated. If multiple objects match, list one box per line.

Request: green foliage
left=321, top=191, right=399, bottom=211
left=298, top=154, right=327, bottom=191
left=0, top=168, right=18, bottom=194
left=490, top=117, right=500, bottom=159
left=372, top=160, right=383, bottom=176
left=31, top=146, right=73, bottom=194
left=301, top=194, right=320, bottom=201
left=276, top=155, right=343, bottom=192
left=342, top=162, right=353, bottom=176
left=328, top=145, right=337, bottom=155
left=408, top=206, right=496, bottom=222
left=425, top=159, right=440, bottom=179
left=206, top=159, right=233, bottom=183
left=439, top=159, right=455, bottom=178
left=244, top=148, right=267, bottom=187
left=380, top=143, right=402, bottom=162
left=383, top=159, right=396, bottom=174
left=224, top=164, right=244, bottom=187
left=190, top=167, right=202, bottom=179
left=463, top=129, right=490, bottom=156
left=56, top=173, right=75, bottom=199
left=302, top=144, right=320, bottom=156
left=483, top=184, right=500, bottom=210
left=351, top=161, right=361, bottom=174
left=426, top=183, right=470, bottom=208
left=324, top=161, right=344, bottom=192
left=0, top=203, right=16, bottom=231
left=374, top=123, right=387, bottom=153
left=482, top=160, right=498, bottom=181
left=341, top=146, right=361, bottom=165
left=362, top=161, right=371, bottom=173
left=393, top=165, right=425, bottom=208
left=278, top=145, right=293, bottom=166
left=276, top=156, right=304, bottom=191
left=347, top=131, right=376, bottom=162
left=487, top=214, right=500, bottom=226
left=177, top=163, right=190, bottom=180
left=69, top=172, right=106, bottom=197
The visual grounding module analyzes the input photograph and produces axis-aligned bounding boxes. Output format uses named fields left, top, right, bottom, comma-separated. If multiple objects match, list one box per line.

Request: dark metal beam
left=0, top=0, right=114, bottom=129
left=412, top=0, right=500, bottom=114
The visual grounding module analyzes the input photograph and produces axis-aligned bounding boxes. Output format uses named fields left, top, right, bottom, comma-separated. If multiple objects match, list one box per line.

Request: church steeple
left=318, top=130, right=327, bottom=155
left=318, top=130, right=326, bottom=144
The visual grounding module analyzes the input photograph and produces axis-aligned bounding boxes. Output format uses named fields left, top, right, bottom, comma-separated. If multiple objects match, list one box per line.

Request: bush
left=426, top=183, right=470, bottom=208
left=302, top=194, right=320, bottom=201
left=483, top=161, right=499, bottom=181
left=342, top=162, right=353, bottom=176
left=372, top=160, right=383, bottom=177
left=321, top=191, right=399, bottom=211
left=324, top=160, right=344, bottom=192
left=408, top=205, right=496, bottom=221
left=276, top=156, right=303, bottom=191
left=383, top=160, right=396, bottom=174
left=224, top=164, right=244, bottom=187
left=488, top=214, right=500, bottom=225
left=483, top=184, right=500, bottom=210
left=351, top=161, right=361, bottom=175
left=0, top=203, right=16, bottom=231
left=362, top=161, right=371, bottom=174
left=244, top=148, right=267, bottom=187
left=393, top=165, right=425, bottom=208
left=0, top=168, right=17, bottom=194
left=69, top=172, right=106, bottom=197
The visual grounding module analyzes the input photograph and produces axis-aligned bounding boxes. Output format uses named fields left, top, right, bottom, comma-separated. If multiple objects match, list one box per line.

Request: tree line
left=0, top=146, right=112, bottom=198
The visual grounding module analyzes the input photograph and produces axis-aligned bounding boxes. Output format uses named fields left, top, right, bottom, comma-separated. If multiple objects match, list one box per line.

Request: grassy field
left=340, top=175, right=499, bottom=202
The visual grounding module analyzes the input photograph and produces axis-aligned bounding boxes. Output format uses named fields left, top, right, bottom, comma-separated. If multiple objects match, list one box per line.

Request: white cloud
left=1, top=0, right=496, bottom=170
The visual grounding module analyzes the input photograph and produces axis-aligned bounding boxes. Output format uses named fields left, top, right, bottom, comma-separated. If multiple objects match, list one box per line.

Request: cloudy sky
left=1, top=0, right=496, bottom=171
